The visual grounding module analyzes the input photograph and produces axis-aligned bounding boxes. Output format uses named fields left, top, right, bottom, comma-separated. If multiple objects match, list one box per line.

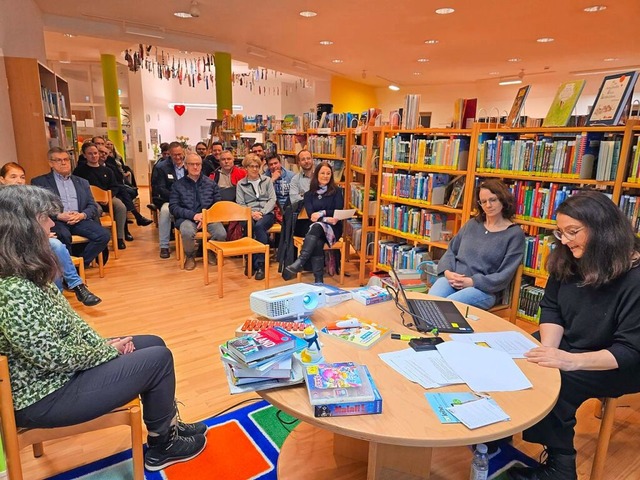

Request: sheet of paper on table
left=448, top=331, right=538, bottom=358
left=332, top=209, right=357, bottom=220
left=447, top=397, right=510, bottom=429
left=378, top=348, right=463, bottom=389
left=436, top=341, right=533, bottom=392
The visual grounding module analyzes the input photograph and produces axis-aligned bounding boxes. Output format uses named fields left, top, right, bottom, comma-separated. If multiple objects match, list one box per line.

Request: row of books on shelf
left=628, top=138, right=640, bottom=182
left=377, top=240, right=433, bottom=271
left=350, top=145, right=380, bottom=170
left=518, top=283, right=545, bottom=324
left=379, top=204, right=447, bottom=241
left=382, top=135, right=470, bottom=170
left=307, top=135, right=346, bottom=157
left=476, top=133, right=621, bottom=181
left=345, top=219, right=375, bottom=254
left=523, top=234, right=555, bottom=274
left=619, top=194, right=640, bottom=235
left=348, top=182, right=377, bottom=215
left=380, top=172, right=450, bottom=206
left=508, top=181, right=579, bottom=224
left=41, top=86, right=68, bottom=119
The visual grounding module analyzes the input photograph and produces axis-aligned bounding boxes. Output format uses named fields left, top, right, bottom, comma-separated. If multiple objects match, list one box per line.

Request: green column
left=214, top=52, right=232, bottom=120
left=100, top=54, right=125, bottom=157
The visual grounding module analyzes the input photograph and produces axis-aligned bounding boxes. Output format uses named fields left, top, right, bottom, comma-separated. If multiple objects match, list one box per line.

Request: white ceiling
left=39, top=0, right=640, bottom=87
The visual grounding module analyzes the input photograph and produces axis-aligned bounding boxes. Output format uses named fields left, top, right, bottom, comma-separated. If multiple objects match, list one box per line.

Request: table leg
left=369, top=442, right=432, bottom=479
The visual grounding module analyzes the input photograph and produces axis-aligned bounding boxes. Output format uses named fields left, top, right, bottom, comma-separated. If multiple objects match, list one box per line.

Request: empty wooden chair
left=89, top=185, right=119, bottom=259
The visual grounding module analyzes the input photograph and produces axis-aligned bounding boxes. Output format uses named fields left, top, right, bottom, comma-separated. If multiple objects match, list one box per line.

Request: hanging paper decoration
left=173, top=105, right=186, bottom=116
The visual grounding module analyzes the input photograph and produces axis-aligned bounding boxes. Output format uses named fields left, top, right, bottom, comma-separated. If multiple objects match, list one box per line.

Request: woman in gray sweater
left=429, top=179, right=525, bottom=309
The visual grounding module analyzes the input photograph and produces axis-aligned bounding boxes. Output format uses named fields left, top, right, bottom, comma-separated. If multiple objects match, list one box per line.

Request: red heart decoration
left=174, top=104, right=186, bottom=116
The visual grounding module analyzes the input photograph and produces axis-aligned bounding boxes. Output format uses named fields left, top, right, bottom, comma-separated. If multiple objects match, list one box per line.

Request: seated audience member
left=211, top=149, right=247, bottom=201
left=204, top=141, right=223, bottom=173
left=285, top=162, right=344, bottom=283
left=506, top=191, right=640, bottom=480
left=158, top=142, right=171, bottom=163
left=236, top=153, right=276, bottom=281
left=250, top=143, right=267, bottom=172
left=151, top=142, right=185, bottom=259
left=169, top=153, right=226, bottom=271
left=289, top=149, right=314, bottom=207
left=32, top=147, right=110, bottom=269
left=265, top=153, right=294, bottom=209
left=105, top=138, right=137, bottom=187
left=0, top=163, right=100, bottom=306
left=195, top=142, right=215, bottom=178
left=428, top=179, right=525, bottom=309
left=0, top=185, right=207, bottom=471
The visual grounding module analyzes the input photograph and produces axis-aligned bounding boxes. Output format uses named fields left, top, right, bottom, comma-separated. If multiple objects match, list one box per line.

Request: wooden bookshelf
left=5, top=57, right=75, bottom=181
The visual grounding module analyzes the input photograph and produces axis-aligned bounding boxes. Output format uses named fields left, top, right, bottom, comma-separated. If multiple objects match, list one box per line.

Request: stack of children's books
left=220, top=326, right=306, bottom=394
left=350, top=285, right=392, bottom=305
left=304, top=361, right=382, bottom=417
left=320, top=315, right=390, bottom=349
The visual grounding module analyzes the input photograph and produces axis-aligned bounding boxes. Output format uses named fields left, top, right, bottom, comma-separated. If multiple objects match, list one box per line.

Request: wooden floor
left=18, top=189, right=640, bottom=480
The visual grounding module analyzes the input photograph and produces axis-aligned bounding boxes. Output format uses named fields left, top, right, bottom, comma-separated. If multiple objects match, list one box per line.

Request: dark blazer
left=169, top=175, right=221, bottom=228
left=32, top=171, right=100, bottom=221
left=303, top=187, right=345, bottom=240
left=151, top=159, right=182, bottom=207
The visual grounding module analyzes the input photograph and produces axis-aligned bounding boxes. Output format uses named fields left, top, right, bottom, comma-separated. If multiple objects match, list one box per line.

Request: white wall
left=375, top=73, right=640, bottom=127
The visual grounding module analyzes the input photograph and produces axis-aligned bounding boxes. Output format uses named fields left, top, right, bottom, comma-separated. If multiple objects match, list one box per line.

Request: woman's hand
left=324, top=217, right=338, bottom=225
left=310, top=212, right=322, bottom=222
left=524, top=346, right=578, bottom=370
left=444, top=271, right=472, bottom=289
left=251, top=211, right=263, bottom=221
left=107, top=337, right=135, bottom=355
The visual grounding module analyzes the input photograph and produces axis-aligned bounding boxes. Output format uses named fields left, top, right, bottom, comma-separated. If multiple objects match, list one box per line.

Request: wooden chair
left=590, top=396, right=632, bottom=480
left=174, top=227, right=210, bottom=268
left=89, top=185, right=119, bottom=259
left=71, top=256, right=86, bottom=284
left=489, top=264, right=523, bottom=323
left=0, top=356, right=144, bottom=480
left=202, top=201, right=270, bottom=297
left=292, top=209, right=346, bottom=285
left=71, top=236, right=105, bottom=278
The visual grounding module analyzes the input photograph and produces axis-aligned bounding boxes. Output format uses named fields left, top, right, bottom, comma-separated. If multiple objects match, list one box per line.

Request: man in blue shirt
left=265, top=153, right=294, bottom=209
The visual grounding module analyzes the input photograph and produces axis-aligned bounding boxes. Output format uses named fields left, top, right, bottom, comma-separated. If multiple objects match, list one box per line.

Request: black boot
left=507, top=450, right=576, bottom=480
left=286, top=236, right=318, bottom=275
left=133, top=209, right=154, bottom=226
left=311, top=256, right=324, bottom=283
left=144, top=425, right=207, bottom=471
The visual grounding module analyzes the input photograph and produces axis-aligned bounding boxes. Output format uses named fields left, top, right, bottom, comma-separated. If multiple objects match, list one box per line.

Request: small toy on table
left=300, top=326, right=324, bottom=364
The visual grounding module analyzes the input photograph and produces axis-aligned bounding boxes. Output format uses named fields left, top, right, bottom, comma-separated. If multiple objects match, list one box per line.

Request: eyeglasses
left=247, top=165, right=261, bottom=169
left=553, top=227, right=584, bottom=242
left=185, top=163, right=202, bottom=167
left=50, top=158, right=71, bottom=164
left=478, top=196, right=500, bottom=207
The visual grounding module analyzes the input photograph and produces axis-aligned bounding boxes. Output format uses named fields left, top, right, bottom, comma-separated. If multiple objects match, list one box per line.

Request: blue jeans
left=251, top=213, right=275, bottom=269
left=428, top=276, right=496, bottom=310
left=50, top=238, right=83, bottom=290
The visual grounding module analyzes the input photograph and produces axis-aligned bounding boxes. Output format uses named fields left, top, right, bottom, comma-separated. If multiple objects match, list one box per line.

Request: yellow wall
left=330, top=76, right=377, bottom=113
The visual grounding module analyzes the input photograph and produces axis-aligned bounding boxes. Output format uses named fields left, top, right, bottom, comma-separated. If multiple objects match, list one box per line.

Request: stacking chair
left=174, top=227, right=210, bottom=269
left=292, top=209, right=346, bottom=285
left=70, top=256, right=86, bottom=284
left=202, top=201, right=270, bottom=297
left=0, top=356, right=144, bottom=480
left=489, top=264, right=523, bottom=323
left=71, top=236, right=105, bottom=278
left=89, top=185, right=119, bottom=259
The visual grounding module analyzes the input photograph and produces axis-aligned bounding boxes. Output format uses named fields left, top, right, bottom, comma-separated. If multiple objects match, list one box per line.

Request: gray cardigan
left=436, top=218, right=525, bottom=293
left=235, top=175, right=276, bottom=215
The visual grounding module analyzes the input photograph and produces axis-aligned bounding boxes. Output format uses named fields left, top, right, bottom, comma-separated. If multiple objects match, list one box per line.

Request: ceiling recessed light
left=417, top=58, right=429, bottom=63
left=388, top=85, right=400, bottom=91
left=424, top=39, right=439, bottom=44
left=413, top=72, right=421, bottom=76
left=488, top=71, right=500, bottom=76
left=508, top=58, right=522, bottom=62
left=173, top=11, right=193, bottom=18
left=603, top=57, right=619, bottom=62
left=63, top=33, right=76, bottom=38
left=331, top=59, right=343, bottom=64
left=299, top=11, right=317, bottom=17
left=537, top=37, right=554, bottom=43
left=319, top=40, right=333, bottom=45
left=584, top=5, right=607, bottom=12
left=435, top=7, right=455, bottom=14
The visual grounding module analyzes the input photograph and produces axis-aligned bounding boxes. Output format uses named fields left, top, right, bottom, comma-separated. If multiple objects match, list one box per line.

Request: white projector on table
left=249, top=283, right=326, bottom=320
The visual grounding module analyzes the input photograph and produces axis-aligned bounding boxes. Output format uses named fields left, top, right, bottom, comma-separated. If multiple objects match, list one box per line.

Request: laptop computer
left=387, top=268, right=474, bottom=334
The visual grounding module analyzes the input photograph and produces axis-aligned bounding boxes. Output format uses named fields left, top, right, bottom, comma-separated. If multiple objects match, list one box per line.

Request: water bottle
left=469, top=443, right=489, bottom=480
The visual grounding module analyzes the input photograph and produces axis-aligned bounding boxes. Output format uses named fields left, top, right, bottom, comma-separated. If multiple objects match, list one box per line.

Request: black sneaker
left=507, top=450, right=576, bottom=480
left=177, top=420, right=207, bottom=437
left=145, top=428, right=207, bottom=471
left=73, top=284, right=102, bottom=307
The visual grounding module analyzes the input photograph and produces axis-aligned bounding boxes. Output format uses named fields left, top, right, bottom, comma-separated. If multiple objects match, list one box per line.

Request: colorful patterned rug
left=47, top=399, right=298, bottom=480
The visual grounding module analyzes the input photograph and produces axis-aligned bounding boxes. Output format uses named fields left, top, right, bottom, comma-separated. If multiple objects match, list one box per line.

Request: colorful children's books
left=320, top=315, right=390, bottom=349
left=226, top=326, right=297, bottom=363
left=506, top=85, right=531, bottom=128
left=350, top=285, right=392, bottom=305
left=313, top=365, right=382, bottom=417
left=587, top=71, right=639, bottom=126
left=222, top=358, right=304, bottom=395
left=542, top=80, right=586, bottom=127
left=304, top=362, right=375, bottom=406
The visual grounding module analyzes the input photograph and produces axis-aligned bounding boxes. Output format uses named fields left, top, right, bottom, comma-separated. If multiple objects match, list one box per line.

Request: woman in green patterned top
left=0, top=185, right=207, bottom=471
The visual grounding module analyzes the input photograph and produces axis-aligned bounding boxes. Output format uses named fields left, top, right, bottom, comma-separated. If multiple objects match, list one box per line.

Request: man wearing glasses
left=32, top=147, right=110, bottom=268
left=169, top=153, right=226, bottom=270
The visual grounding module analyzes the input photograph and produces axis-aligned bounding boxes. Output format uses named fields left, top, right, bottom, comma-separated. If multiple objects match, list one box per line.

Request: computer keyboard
left=410, top=300, right=451, bottom=330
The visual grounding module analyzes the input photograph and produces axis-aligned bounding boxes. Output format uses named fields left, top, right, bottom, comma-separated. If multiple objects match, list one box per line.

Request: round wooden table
left=260, top=294, right=560, bottom=480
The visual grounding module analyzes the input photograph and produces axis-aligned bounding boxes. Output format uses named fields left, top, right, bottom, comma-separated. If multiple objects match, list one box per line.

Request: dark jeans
left=53, top=218, right=111, bottom=267
left=15, top=335, right=176, bottom=435
left=521, top=332, right=640, bottom=451
left=251, top=212, right=275, bottom=269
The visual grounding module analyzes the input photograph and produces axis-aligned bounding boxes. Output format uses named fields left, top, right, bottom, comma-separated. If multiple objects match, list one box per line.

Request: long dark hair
left=546, top=191, right=640, bottom=287
left=473, top=179, right=516, bottom=222
left=309, top=162, right=337, bottom=196
left=0, top=186, right=61, bottom=287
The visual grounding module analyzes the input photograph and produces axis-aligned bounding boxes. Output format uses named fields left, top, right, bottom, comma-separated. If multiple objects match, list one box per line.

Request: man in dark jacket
left=169, top=153, right=226, bottom=270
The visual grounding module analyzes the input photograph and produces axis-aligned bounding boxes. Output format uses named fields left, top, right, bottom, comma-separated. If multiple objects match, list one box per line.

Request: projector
left=249, top=283, right=326, bottom=320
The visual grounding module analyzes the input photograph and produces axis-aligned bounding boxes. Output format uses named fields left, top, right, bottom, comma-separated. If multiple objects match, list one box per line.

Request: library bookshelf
left=5, top=57, right=76, bottom=181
